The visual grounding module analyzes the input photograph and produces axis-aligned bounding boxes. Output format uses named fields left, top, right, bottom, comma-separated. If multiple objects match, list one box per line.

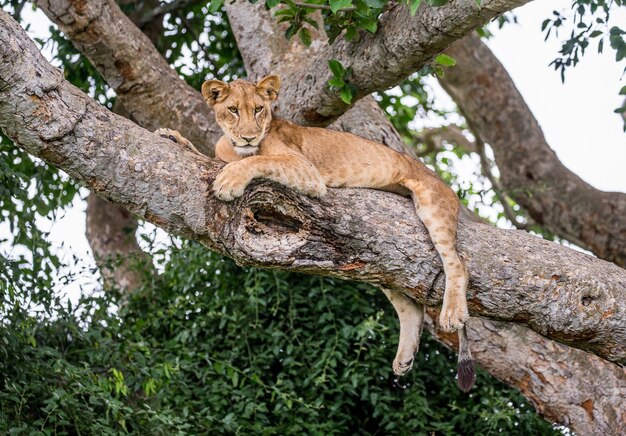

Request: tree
left=1, top=0, right=625, bottom=433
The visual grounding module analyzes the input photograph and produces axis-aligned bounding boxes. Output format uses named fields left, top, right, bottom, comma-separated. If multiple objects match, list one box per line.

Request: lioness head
left=201, top=75, right=280, bottom=156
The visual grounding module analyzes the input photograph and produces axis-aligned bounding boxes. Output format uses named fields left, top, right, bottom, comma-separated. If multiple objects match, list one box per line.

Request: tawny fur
left=156, top=75, right=473, bottom=390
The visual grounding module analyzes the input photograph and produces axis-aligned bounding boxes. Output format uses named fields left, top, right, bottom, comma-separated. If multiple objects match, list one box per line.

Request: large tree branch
left=439, top=34, right=626, bottom=267
left=34, top=0, right=222, bottom=155
left=5, top=7, right=625, bottom=431
left=3, top=9, right=626, bottom=365
left=228, top=0, right=532, bottom=126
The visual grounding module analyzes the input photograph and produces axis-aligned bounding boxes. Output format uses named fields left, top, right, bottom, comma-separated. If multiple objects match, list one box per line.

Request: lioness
left=156, top=76, right=474, bottom=391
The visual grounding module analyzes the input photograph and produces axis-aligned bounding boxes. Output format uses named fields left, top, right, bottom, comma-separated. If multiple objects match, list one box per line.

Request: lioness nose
left=242, top=136, right=256, bottom=143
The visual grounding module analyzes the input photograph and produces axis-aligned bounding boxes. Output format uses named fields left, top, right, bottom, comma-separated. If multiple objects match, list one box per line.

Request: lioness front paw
left=155, top=128, right=200, bottom=153
left=213, top=162, right=251, bottom=201
left=304, top=181, right=327, bottom=198
left=439, top=300, right=469, bottom=333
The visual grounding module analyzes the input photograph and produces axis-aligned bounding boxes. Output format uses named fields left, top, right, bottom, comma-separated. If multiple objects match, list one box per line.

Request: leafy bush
left=1, top=241, right=557, bottom=434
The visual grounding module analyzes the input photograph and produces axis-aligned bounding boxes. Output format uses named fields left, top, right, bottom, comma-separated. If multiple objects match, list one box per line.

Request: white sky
left=2, top=0, right=625, bottom=300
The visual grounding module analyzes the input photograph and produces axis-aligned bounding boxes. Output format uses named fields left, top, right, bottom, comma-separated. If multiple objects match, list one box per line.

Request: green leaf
left=285, top=23, right=299, bottom=40
left=330, top=0, right=353, bottom=14
left=435, top=53, right=456, bottom=66
left=340, top=86, right=354, bottom=104
left=299, top=28, right=312, bottom=47
left=328, top=59, right=345, bottom=78
left=619, top=85, right=626, bottom=96
left=328, top=77, right=345, bottom=88
left=410, top=0, right=421, bottom=16
left=266, top=0, right=280, bottom=7
left=362, top=21, right=377, bottom=33
left=209, top=0, right=224, bottom=13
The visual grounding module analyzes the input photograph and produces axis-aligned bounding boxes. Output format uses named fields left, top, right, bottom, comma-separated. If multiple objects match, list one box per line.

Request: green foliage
left=157, top=2, right=245, bottom=85
left=0, top=132, right=79, bottom=309
left=268, top=0, right=385, bottom=45
left=0, top=242, right=558, bottom=434
left=328, top=59, right=358, bottom=103
left=541, top=0, right=626, bottom=110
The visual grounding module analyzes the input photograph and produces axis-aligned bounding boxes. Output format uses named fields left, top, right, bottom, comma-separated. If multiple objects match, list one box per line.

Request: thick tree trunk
left=83, top=1, right=167, bottom=294
left=439, top=34, right=626, bottom=267
left=431, top=312, right=626, bottom=431
left=86, top=193, right=150, bottom=292
left=3, top=7, right=625, bottom=433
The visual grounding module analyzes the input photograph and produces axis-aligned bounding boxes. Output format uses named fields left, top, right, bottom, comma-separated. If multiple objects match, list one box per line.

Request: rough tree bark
left=8, top=3, right=626, bottom=431
left=429, top=311, right=626, bottom=430
left=440, top=34, right=626, bottom=267
left=261, top=0, right=534, bottom=126
left=2, top=9, right=626, bottom=365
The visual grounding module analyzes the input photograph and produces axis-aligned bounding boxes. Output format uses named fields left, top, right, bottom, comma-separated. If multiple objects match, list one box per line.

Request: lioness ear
left=202, top=80, right=230, bottom=106
left=256, top=75, right=281, bottom=101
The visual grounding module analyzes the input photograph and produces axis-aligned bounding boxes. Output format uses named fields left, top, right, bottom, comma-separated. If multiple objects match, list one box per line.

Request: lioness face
left=202, top=76, right=281, bottom=156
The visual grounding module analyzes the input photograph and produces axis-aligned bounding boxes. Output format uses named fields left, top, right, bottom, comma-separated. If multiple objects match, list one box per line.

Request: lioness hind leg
left=401, top=178, right=469, bottom=333
left=381, top=288, right=425, bottom=376
left=155, top=128, right=201, bottom=154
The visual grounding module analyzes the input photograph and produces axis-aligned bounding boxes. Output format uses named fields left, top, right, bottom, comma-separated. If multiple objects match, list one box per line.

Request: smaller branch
left=12, top=0, right=27, bottom=22
left=475, top=136, right=531, bottom=230
left=412, top=125, right=476, bottom=157
left=292, top=1, right=356, bottom=11
left=139, top=0, right=197, bottom=25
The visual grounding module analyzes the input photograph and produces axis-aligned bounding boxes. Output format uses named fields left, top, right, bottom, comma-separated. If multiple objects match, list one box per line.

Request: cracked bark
left=439, top=33, right=626, bottom=267
left=3, top=6, right=626, bottom=432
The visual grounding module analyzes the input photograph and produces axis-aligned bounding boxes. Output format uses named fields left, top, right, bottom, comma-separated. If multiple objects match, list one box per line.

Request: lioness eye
left=228, top=107, right=238, bottom=114
left=255, top=106, right=263, bottom=114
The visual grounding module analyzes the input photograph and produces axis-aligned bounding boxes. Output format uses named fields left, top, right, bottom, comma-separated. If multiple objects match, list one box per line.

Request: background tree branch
left=35, top=0, right=222, bottom=155
left=439, top=33, right=626, bottom=267
left=241, top=0, right=534, bottom=125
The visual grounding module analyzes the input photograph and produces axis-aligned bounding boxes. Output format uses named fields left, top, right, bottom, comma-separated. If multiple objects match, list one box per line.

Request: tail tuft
left=457, top=358, right=475, bottom=392
left=457, top=324, right=474, bottom=392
